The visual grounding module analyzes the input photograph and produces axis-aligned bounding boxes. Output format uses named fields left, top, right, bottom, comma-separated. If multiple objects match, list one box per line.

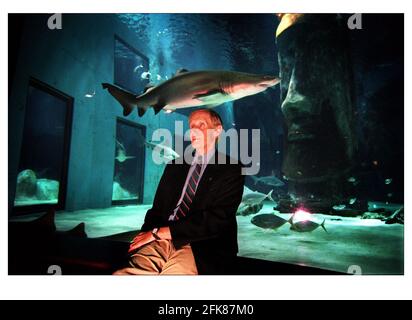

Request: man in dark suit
left=114, top=109, right=244, bottom=275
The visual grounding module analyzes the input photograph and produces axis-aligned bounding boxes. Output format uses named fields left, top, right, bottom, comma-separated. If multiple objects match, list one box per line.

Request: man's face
left=189, top=111, right=222, bottom=153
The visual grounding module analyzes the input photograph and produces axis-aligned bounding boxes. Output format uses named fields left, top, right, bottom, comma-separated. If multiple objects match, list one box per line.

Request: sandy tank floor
left=10, top=201, right=404, bottom=275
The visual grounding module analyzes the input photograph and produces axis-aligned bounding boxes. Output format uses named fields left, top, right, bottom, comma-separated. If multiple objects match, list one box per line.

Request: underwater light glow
left=293, top=208, right=312, bottom=222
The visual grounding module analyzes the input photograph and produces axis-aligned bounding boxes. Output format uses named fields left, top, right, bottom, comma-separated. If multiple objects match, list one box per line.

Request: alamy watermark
left=47, top=14, right=62, bottom=30
left=347, top=265, right=362, bottom=275
left=47, top=265, right=62, bottom=275
left=347, top=13, right=362, bottom=30
left=149, top=121, right=261, bottom=176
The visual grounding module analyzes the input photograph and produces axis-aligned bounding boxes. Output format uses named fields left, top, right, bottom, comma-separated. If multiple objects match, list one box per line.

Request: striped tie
left=172, top=162, right=203, bottom=221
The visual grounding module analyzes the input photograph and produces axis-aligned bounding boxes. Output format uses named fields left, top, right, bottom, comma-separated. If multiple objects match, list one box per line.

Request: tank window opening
left=13, top=78, right=73, bottom=214
left=112, top=118, right=146, bottom=205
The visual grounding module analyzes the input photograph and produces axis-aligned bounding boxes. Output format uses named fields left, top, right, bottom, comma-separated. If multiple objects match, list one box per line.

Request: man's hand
left=128, top=227, right=172, bottom=253
left=128, top=231, right=155, bottom=253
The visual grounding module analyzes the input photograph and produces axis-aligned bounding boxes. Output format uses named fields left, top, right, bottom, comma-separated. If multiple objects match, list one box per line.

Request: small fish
left=333, top=204, right=346, bottom=210
left=133, top=64, right=144, bottom=73
left=156, top=74, right=162, bottom=81
left=241, top=189, right=275, bottom=207
left=144, top=140, right=180, bottom=161
left=251, top=175, right=284, bottom=187
left=141, top=71, right=151, bottom=79
left=115, top=140, right=136, bottom=163
left=349, top=198, right=357, bottom=205
left=275, top=150, right=280, bottom=155
left=115, top=153, right=136, bottom=163
left=85, top=90, right=96, bottom=98
left=290, top=218, right=328, bottom=233
left=385, top=178, right=392, bottom=185
left=347, top=177, right=356, bottom=183
left=251, top=213, right=288, bottom=229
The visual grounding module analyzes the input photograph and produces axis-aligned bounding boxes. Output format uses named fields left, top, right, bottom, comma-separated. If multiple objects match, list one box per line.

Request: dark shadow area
left=9, top=210, right=344, bottom=275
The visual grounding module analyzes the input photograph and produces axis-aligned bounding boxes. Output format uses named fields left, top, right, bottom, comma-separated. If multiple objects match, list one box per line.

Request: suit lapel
left=191, top=152, right=219, bottom=208
left=169, top=161, right=191, bottom=208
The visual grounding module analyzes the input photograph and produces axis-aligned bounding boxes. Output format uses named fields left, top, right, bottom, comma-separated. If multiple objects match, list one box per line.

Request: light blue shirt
left=168, top=148, right=216, bottom=221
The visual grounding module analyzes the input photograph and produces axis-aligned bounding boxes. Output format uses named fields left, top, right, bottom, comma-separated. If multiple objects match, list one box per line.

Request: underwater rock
left=16, top=169, right=38, bottom=197
left=329, top=207, right=364, bottom=217
left=360, top=206, right=403, bottom=224
left=385, top=207, right=404, bottom=225
left=276, top=14, right=357, bottom=204
left=112, top=181, right=132, bottom=200
left=36, top=179, right=59, bottom=200
left=361, top=211, right=387, bottom=220
left=329, top=198, right=368, bottom=217
left=361, top=208, right=394, bottom=220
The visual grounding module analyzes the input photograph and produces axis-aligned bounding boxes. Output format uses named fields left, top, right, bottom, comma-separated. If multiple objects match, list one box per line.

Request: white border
left=1, top=0, right=410, bottom=300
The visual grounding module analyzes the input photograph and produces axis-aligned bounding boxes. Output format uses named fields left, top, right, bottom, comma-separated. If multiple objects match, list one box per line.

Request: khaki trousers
left=113, top=239, right=198, bottom=275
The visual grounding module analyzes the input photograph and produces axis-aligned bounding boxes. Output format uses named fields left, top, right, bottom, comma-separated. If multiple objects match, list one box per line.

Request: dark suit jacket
left=140, top=151, right=245, bottom=275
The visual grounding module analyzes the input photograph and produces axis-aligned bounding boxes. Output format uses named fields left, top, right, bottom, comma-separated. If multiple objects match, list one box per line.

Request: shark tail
left=320, top=219, right=328, bottom=233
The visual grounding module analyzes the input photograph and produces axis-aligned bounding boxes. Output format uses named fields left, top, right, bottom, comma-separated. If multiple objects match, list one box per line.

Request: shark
left=251, top=175, right=285, bottom=187
left=102, top=69, right=280, bottom=117
left=144, top=140, right=180, bottom=161
left=115, top=140, right=136, bottom=163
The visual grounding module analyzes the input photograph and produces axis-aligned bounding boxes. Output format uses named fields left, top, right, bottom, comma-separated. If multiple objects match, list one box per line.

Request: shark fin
left=205, top=103, right=223, bottom=109
left=153, top=102, right=165, bottom=115
left=137, top=107, right=147, bottom=117
left=123, top=103, right=134, bottom=116
left=174, top=68, right=189, bottom=76
left=143, top=84, right=156, bottom=93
